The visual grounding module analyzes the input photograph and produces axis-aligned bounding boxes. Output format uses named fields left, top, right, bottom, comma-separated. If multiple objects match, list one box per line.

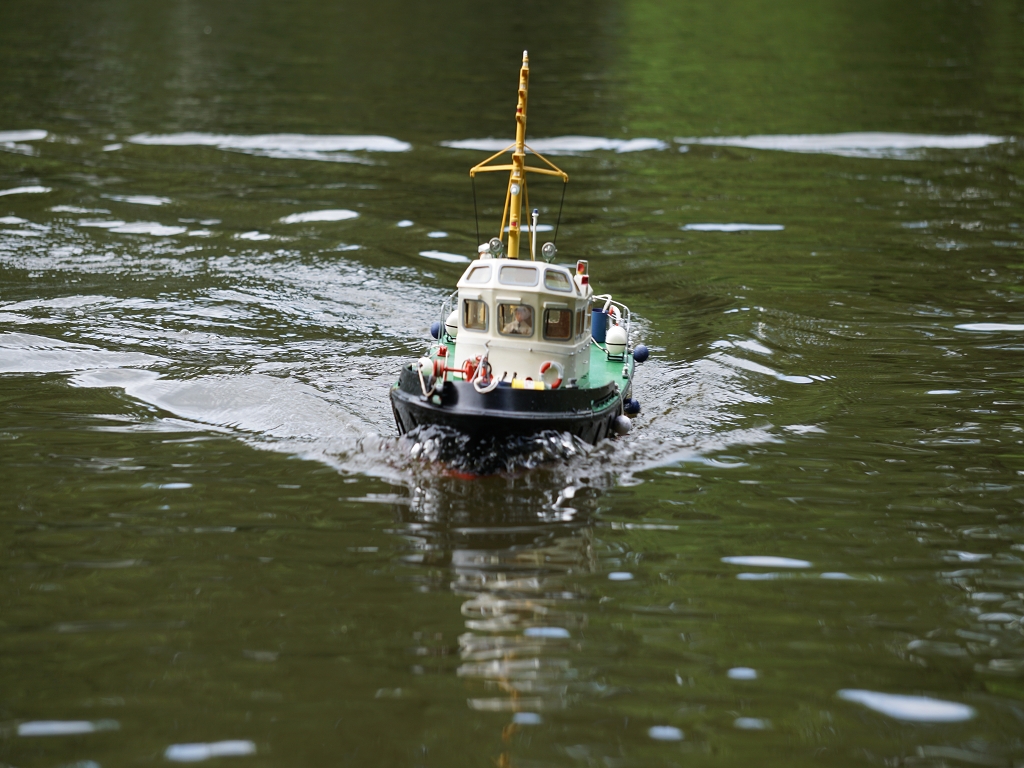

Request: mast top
left=468, top=54, right=568, bottom=260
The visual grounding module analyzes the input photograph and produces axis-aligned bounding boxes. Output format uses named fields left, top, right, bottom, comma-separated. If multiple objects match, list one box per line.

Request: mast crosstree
left=469, top=51, right=569, bottom=260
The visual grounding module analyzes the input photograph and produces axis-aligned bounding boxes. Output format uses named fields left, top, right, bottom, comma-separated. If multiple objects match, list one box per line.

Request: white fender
left=605, top=325, right=628, bottom=358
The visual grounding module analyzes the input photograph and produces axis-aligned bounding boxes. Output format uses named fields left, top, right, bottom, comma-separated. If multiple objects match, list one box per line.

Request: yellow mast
left=507, top=52, right=529, bottom=258
left=469, top=51, right=569, bottom=260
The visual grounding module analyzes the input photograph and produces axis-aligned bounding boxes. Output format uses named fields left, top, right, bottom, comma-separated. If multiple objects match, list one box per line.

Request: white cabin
left=451, top=257, right=593, bottom=384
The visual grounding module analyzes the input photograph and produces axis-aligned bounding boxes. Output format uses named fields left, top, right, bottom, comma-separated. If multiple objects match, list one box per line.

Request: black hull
left=390, top=364, right=628, bottom=444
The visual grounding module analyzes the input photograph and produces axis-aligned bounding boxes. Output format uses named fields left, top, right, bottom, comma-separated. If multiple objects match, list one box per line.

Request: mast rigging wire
left=553, top=180, right=567, bottom=244
left=471, top=175, right=480, bottom=245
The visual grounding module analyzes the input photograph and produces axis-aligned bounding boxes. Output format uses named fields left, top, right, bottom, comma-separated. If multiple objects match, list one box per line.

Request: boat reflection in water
left=393, top=463, right=606, bottom=757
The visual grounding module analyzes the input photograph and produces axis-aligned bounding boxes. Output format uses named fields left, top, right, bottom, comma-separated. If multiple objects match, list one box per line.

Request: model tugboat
left=389, top=51, right=648, bottom=445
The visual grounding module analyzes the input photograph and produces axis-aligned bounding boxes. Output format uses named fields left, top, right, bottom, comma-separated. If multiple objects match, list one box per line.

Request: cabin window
left=465, top=265, right=491, bottom=284
left=498, top=265, right=539, bottom=287
left=544, top=308, right=572, bottom=341
left=575, top=308, right=584, bottom=339
left=544, top=269, right=572, bottom=292
left=462, top=299, right=487, bottom=331
left=498, top=303, right=533, bottom=337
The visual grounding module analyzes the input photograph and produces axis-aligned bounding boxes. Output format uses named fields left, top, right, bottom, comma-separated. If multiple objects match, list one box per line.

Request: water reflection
left=3, top=0, right=1024, bottom=760
left=837, top=690, right=976, bottom=723
left=18, top=721, right=120, bottom=737
left=164, top=740, right=256, bottom=762
left=127, top=133, right=411, bottom=163
left=673, top=133, right=1008, bottom=158
left=395, top=473, right=597, bottom=736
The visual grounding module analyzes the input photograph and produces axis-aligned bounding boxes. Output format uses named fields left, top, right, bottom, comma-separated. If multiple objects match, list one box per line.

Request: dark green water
left=2, top=1, right=1024, bottom=766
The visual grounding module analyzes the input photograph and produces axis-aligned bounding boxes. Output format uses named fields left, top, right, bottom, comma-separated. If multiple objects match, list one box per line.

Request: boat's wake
left=0, top=330, right=788, bottom=488
left=0, top=216, right=824, bottom=491
left=399, top=424, right=592, bottom=477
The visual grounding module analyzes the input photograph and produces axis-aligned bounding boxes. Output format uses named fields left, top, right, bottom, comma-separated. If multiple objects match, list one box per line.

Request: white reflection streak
left=419, top=250, right=470, bottom=263
left=0, top=186, right=52, bottom=196
left=18, top=720, right=119, bottom=736
left=164, top=740, right=256, bottom=762
left=837, top=689, right=975, bottom=722
left=128, top=133, right=411, bottom=163
left=674, top=133, right=1008, bottom=158
left=279, top=210, right=358, bottom=224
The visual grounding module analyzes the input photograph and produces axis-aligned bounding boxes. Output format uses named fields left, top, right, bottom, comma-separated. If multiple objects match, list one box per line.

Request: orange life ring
left=539, top=360, right=563, bottom=389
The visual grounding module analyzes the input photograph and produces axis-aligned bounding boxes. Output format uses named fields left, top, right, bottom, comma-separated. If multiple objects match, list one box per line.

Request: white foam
left=279, top=209, right=358, bottom=224
left=3, top=295, right=114, bottom=311
left=0, top=186, right=51, bottom=196
left=1, top=229, right=44, bottom=237
left=103, top=194, right=171, bottom=206
left=733, top=339, right=773, bottom=355
left=51, top=206, right=110, bottom=214
left=523, top=626, right=570, bottom=638
left=978, top=612, right=1018, bottom=623
left=722, top=556, right=811, bottom=568
left=727, top=667, right=759, bottom=680
left=0, top=216, right=28, bottom=224
left=0, top=130, right=48, bottom=142
left=784, top=424, right=824, bottom=434
left=837, top=689, right=975, bottom=722
left=427, top=231, right=447, bottom=238
left=683, top=223, right=784, bottom=232
left=442, top=136, right=668, bottom=154
left=109, top=222, right=187, bottom=236
left=78, top=219, right=127, bottom=229
left=128, top=133, right=411, bottom=163
left=675, top=133, right=1008, bottom=159
left=712, top=353, right=815, bottom=385
left=396, top=220, right=413, bottom=227
left=418, top=250, right=469, bottom=264
left=949, top=551, right=990, bottom=562
left=164, top=741, right=256, bottom=762
left=734, top=717, right=770, bottom=730
left=971, top=593, right=1005, bottom=602
left=608, top=571, right=634, bottom=581
left=927, top=389, right=960, bottom=395
left=513, top=712, right=542, bottom=725
left=955, top=323, right=1024, bottom=332
left=235, top=231, right=272, bottom=241
left=648, top=726, right=683, bottom=741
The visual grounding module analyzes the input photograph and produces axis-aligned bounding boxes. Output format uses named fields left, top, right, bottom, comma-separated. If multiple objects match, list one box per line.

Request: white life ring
left=539, top=360, right=564, bottom=389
